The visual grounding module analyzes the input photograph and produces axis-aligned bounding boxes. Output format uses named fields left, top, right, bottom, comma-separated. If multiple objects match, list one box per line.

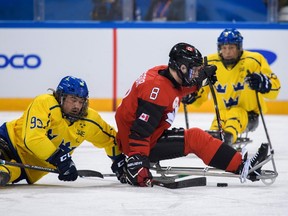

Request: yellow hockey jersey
left=5, top=94, right=121, bottom=183
left=193, top=50, right=281, bottom=114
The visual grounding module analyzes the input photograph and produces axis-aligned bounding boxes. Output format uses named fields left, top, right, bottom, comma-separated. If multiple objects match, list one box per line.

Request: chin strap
left=62, top=113, right=79, bottom=124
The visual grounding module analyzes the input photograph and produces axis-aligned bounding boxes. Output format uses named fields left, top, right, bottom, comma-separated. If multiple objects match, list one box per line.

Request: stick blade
left=152, top=176, right=206, bottom=189
left=78, top=170, right=104, bottom=178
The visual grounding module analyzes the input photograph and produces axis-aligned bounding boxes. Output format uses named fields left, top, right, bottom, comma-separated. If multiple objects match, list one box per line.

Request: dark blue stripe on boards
left=1, top=21, right=288, bottom=29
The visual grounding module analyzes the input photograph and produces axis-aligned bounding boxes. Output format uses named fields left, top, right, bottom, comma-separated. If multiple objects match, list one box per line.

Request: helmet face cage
left=168, top=43, right=203, bottom=86
left=56, top=76, right=89, bottom=123
left=217, top=28, right=243, bottom=52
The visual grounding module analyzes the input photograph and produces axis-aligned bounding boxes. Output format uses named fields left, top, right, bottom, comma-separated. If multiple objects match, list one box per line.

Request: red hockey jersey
left=115, top=65, right=197, bottom=156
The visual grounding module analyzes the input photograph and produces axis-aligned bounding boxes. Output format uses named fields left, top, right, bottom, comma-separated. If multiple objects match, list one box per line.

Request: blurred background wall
left=1, top=0, right=287, bottom=22
left=0, top=0, right=287, bottom=114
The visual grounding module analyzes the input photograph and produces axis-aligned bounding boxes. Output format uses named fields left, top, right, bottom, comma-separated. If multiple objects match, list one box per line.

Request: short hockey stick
left=183, top=103, right=189, bottom=129
left=255, top=91, right=273, bottom=150
left=255, top=90, right=278, bottom=178
left=152, top=176, right=206, bottom=189
left=97, top=172, right=206, bottom=189
left=204, top=56, right=224, bottom=141
left=0, top=159, right=206, bottom=188
left=0, top=159, right=103, bottom=178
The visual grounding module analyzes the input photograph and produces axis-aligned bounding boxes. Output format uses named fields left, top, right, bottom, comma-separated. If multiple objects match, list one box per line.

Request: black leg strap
left=149, top=128, right=185, bottom=163
left=209, top=144, right=237, bottom=170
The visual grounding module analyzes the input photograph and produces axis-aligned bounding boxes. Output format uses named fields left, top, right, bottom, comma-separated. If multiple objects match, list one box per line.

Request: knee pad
left=149, top=128, right=185, bottom=162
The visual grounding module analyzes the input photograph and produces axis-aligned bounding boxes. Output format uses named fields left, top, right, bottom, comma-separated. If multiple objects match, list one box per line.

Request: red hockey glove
left=126, top=154, right=152, bottom=187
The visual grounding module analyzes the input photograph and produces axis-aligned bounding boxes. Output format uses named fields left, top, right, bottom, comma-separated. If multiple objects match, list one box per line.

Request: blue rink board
left=1, top=21, right=288, bottom=30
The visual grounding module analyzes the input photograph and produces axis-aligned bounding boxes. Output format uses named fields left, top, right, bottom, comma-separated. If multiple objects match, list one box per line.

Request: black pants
left=149, top=128, right=185, bottom=163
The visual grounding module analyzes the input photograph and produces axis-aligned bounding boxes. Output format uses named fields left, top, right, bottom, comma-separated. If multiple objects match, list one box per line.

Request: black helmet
left=168, top=42, right=203, bottom=86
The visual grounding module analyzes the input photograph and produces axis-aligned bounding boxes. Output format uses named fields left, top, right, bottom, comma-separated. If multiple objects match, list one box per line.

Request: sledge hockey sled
left=151, top=144, right=278, bottom=186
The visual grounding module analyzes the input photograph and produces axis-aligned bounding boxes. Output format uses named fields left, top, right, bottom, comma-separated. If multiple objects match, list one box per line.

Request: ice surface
left=0, top=112, right=287, bottom=216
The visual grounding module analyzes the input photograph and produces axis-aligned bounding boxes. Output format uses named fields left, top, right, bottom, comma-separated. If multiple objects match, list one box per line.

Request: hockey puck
left=217, top=183, right=228, bottom=187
